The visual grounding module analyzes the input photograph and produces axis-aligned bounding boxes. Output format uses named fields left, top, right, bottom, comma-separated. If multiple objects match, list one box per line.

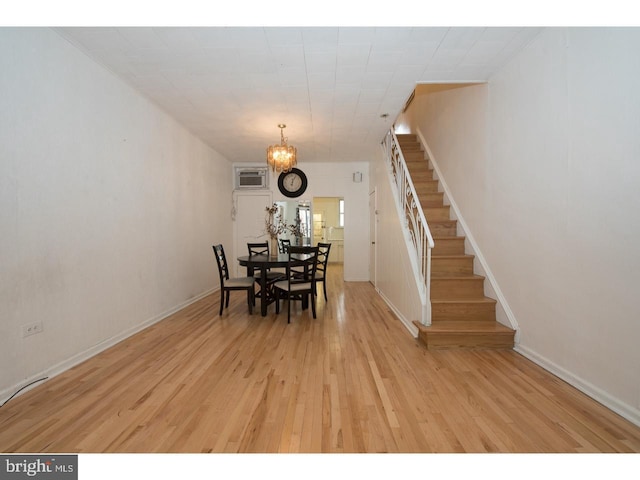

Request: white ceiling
left=55, top=27, right=542, bottom=164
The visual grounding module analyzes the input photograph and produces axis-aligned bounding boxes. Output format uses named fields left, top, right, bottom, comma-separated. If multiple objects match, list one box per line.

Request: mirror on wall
left=275, top=200, right=311, bottom=248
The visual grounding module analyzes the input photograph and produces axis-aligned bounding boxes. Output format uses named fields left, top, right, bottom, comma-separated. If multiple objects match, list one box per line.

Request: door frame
left=369, top=188, right=377, bottom=287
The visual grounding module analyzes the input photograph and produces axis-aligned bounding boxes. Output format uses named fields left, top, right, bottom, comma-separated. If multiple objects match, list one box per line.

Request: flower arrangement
left=265, top=203, right=289, bottom=255
left=288, top=217, right=305, bottom=239
left=265, top=203, right=288, bottom=238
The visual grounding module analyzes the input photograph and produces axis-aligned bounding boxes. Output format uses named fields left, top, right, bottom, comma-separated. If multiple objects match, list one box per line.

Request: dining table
left=237, top=252, right=312, bottom=317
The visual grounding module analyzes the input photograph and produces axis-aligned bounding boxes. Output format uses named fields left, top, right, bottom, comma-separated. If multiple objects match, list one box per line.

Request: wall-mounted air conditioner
left=234, top=167, right=269, bottom=189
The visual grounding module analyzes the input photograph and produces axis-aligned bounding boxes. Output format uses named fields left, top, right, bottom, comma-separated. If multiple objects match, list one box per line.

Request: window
left=339, top=199, right=344, bottom=227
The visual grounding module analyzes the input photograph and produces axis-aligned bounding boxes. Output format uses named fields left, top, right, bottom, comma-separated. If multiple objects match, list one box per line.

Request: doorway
left=275, top=200, right=311, bottom=247
left=369, top=188, right=377, bottom=286
left=312, top=197, right=344, bottom=264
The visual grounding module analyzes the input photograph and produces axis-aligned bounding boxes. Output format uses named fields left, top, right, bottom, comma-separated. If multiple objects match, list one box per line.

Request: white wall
left=0, top=28, right=233, bottom=400
left=370, top=154, right=423, bottom=332
left=406, top=28, right=640, bottom=424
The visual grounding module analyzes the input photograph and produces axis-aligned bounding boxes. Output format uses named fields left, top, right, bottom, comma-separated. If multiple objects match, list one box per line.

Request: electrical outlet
left=22, top=321, right=43, bottom=338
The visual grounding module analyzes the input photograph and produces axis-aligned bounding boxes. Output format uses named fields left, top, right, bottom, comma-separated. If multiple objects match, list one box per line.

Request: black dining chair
left=279, top=238, right=291, bottom=253
left=213, top=244, right=255, bottom=315
left=315, top=242, right=332, bottom=301
left=273, top=246, right=320, bottom=323
left=247, top=241, right=285, bottom=297
left=246, top=241, right=269, bottom=257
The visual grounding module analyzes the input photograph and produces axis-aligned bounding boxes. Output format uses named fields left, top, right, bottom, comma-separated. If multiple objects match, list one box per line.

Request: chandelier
left=266, top=124, right=297, bottom=173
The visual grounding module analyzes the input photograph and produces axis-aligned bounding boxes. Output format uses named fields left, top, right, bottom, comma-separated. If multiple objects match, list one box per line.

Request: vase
left=270, top=237, right=279, bottom=257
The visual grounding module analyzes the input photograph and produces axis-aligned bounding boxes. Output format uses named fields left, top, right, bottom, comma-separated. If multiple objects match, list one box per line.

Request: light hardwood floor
left=1, top=265, right=639, bottom=453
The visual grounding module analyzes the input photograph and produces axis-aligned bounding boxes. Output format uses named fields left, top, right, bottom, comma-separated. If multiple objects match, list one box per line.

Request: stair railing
left=382, top=130, right=434, bottom=326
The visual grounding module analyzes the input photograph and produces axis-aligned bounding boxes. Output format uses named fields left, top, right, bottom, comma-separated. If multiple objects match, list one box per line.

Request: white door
left=233, top=191, right=272, bottom=277
left=369, top=188, right=377, bottom=286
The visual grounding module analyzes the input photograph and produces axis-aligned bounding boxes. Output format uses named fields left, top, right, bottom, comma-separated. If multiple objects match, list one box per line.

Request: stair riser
left=407, top=160, right=433, bottom=172
left=405, top=157, right=433, bottom=171
left=418, top=331, right=515, bottom=350
left=431, top=302, right=496, bottom=322
left=407, top=164, right=433, bottom=173
left=418, top=193, right=444, bottom=208
left=414, top=181, right=439, bottom=193
left=432, top=238, right=465, bottom=255
left=431, top=278, right=484, bottom=299
left=431, top=257, right=474, bottom=275
left=430, top=222, right=457, bottom=236
left=398, top=143, right=420, bottom=150
left=424, top=207, right=450, bottom=221
left=410, top=172, right=435, bottom=182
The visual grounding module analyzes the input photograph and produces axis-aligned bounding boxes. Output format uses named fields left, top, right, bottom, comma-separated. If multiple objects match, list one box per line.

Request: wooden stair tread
left=413, top=179, right=438, bottom=184
left=431, top=297, right=496, bottom=305
left=431, top=272, right=485, bottom=279
left=415, top=321, right=514, bottom=334
left=432, top=236, right=465, bottom=243
left=432, top=254, right=474, bottom=259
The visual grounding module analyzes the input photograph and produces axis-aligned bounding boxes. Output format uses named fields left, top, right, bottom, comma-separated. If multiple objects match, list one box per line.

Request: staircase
left=396, top=134, right=515, bottom=349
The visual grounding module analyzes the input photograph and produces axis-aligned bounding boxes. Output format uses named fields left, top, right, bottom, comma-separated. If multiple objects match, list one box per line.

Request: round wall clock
left=277, top=168, right=308, bottom=198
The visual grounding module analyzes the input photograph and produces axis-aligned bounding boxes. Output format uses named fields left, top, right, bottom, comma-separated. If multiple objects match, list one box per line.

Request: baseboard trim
left=515, top=344, right=640, bottom=427
left=0, top=287, right=217, bottom=407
